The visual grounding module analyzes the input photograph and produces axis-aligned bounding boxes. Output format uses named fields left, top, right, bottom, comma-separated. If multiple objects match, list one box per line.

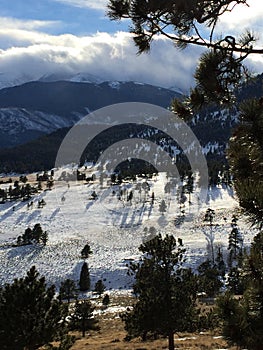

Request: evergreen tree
left=94, top=279, right=106, bottom=296
left=203, top=208, right=216, bottom=264
left=0, top=266, right=69, bottom=350
left=184, top=172, right=194, bottom=204
left=228, top=99, right=263, bottom=227
left=217, top=231, right=263, bottom=349
left=197, top=260, right=223, bottom=297
left=81, top=243, right=92, bottom=260
left=102, top=294, right=110, bottom=306
left=69, top=300, right=98, bottom=337
left=228, top=215, right=243, bottom=267
left=215, top=245, right=226, bottom=278
left=79, top=262, right=91, bottom=291
left=159, top=199, right=167, bottom=215
left=227, top=266, right=244, bottom=295
left=41, top=229, right=48, bottom=246
left=18, top=224, right=48, bottom=246
left=122, top=234, right=198, bottom=350
left=59, top=279, right=78, bottom=303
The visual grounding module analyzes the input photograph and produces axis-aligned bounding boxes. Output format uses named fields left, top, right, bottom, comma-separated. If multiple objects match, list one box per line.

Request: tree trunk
left=82, top=318, right=86, bottom=337
left=168, top=332, right=174, bottom=350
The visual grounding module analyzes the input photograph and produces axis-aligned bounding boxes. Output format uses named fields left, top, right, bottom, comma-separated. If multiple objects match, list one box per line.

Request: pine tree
left=59, top=279, right=78, bottom=303
left=203, top=208, right=216, bottom=264
left=228, top=215, right=243, bottom=266
left=197, top=260, right=223, bottom=297
left=32, top=223, right=43, bottom=243
left=0, top=266, right=69, bottom=350
left=217, top=231, right=263, bottom=349
left=215, top=246, right=226, bottom=278
left=41, top=230, right=48, bottom=245
left=102, top=294, right=110, bottom=306
left=70, top=300, right=98, bottom=337
left=122, top=234, right=198, bottom=350
left=79, top=262, right=91, bottom=291
left=81, top=243, right=92, bottom=260
left=159, top=199, right=167, bottom=215
left=94, top=279, right=106, bottom=296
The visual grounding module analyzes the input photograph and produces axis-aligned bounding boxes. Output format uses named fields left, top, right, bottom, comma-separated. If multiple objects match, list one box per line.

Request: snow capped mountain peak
left=0, top=72, right=37, bottom=90
left=38, top=71, right=104, bottom=84
left=69, top=72, right=104, bottom=84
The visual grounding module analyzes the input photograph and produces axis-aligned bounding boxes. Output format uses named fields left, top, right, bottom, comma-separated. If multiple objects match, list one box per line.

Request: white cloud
left=219, top=0, right=263, bottom=26
left=217, top=0, right=263, bottom=46
left=0, top=6, right=263, bottom=92
left=53, top=0, right=107, bottom=11
left=0, top=16, right=60, bottom=31
left=0, top=26, right=203, bottom=91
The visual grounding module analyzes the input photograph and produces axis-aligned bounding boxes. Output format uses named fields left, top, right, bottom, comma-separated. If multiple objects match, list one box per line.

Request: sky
left=0, top=0, right=263, bottom=91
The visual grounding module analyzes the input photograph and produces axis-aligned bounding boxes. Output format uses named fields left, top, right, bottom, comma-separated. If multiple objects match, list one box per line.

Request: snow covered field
left=0, top=169, right=257, bottom=292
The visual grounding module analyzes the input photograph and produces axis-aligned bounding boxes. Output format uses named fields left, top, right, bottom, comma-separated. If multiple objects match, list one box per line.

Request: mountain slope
left=0, top=80, right=181, bottom=148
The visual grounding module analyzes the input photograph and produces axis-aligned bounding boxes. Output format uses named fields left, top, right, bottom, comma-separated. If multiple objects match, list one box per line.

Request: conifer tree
left=79, top=262, right=91, bottom=291
left=217, top=231, right=263, bottom=349
left=0, top=266, right=69, bottom=350
left=159, top=199, right=167, bottom=215
left=94, top=279, right=106, bottom=296
left=122, top=234, right=198, bottom=350
left=59, top=279, right=78, bottom=303
left=70, top=300, right=98, bottom=337
left=197, top=260, right=223, bottom=297
left=102, top=294, right=110, bottom=306
left=81, top=243, right=92, bottom=260
left=228, top=216, right=243, bottom=267
left=203, top=208, right=216, bottom=264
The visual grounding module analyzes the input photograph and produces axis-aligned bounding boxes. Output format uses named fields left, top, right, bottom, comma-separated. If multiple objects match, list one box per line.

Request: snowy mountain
left=0, top=80, right=181, bottom=149
left=0, top=73, right=263, bottom=173
left=0, top=72, right=37, bottom=90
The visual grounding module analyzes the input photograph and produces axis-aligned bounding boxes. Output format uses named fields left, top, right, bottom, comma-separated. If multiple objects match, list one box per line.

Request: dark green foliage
left=159, top=199, right=167, bottom=215
left=203, top=208, right=216, bottom=263
left=94, top=279, right=106, bottom=296
left=227, top=266, right=244, bottom=295
left=81, top=243, right=92, bottom=260
left=102, top=294, right=110, bottom=306
left=0, top=266, right=69, bottom=350
left=228, top=215, right=243, bottom=266
left=196, top=308, right=219, bottom=332
left=17, top=223, right=48, bottom=246
left=228, top=98, right=263, bottom=228
left=204, top=208, right=215, bottom=225
left=217, top=232, right=263, bottom=349
left=197, top=260, right=223, bottom=297
left=122, top=234, right=198, bottom=350
left=108, top=0, right=256, bottom=108
left=215, top=246, right=226, bottom=278
left=79, top=262, right=91, bottom=291
left=2, top=181, right=38, bottom=201
left=69, top=300, right=98, bottom=337
left=59, top=279, right=78, bottom=303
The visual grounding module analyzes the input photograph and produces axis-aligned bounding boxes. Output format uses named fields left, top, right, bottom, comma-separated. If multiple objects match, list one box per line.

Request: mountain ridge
left=0, top=80, right=181, bottom=149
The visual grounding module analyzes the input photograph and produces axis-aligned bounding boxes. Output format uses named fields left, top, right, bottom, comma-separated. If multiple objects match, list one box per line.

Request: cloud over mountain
left=0, top=26, right=203, bottom=91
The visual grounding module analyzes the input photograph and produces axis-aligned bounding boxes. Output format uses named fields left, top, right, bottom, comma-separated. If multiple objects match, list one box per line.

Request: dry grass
left=70, top=317, right=232, bottom=350
left=68, top=295, right=236, bottom=350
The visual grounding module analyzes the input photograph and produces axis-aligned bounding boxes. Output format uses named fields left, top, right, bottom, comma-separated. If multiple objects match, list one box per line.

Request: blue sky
left=0, top=0, right=263, bottom=90
left=0, top=0, right=128, bottom=35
